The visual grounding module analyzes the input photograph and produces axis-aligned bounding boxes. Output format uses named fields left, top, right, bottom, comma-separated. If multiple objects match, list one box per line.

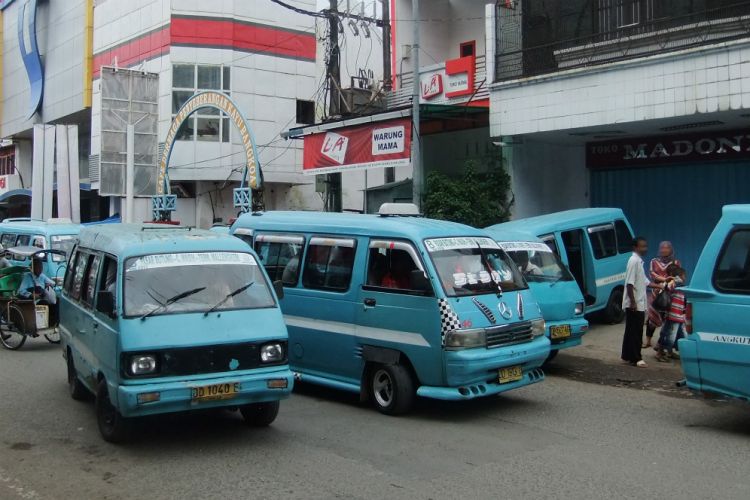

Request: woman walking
left=643, top=241, right=681, bottom=348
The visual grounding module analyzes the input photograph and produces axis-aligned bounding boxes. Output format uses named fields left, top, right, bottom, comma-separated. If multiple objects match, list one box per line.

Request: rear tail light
left=686, top=302, right=693, bottom=334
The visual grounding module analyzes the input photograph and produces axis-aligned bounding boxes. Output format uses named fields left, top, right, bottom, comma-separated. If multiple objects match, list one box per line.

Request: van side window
left=713, top=229, right=750, bottom=294
left=64, top=250, right=80, bottom=293
left=541, top=234, right=559, bottom=256
left=70, top=252, right=91, bottom=301
left=0, top=233, right=16, bottom=248
left=254, top=234, right=304, bottom=286
left=588, top=225, right=617, bottom=259
left=365, top=240, right=425, bottom=294
left=32, top=235, right=45, bottom=249
left=100, top=257, right=118, bottom=304
left=82, top=255, right=102, bottom=307
left=615, top=220, right=634, bottom=254
left=15, top=234, right=30, bottom=246
left=302, top=237, right=356, bottom=292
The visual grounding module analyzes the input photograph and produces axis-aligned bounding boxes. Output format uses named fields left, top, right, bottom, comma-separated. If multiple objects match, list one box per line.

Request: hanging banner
left=303, top=118, right=412, bottom=175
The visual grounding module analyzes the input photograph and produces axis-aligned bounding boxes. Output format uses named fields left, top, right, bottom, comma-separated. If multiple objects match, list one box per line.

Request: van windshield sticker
left=424, top=237, right=499, bottom=252
left=498, top=241, right=552, bottom=253
left=127, top=252, right=256, bottom=271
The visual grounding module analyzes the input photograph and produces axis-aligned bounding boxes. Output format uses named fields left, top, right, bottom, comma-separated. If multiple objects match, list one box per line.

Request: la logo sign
left=321, top=132, right=349, bottom=164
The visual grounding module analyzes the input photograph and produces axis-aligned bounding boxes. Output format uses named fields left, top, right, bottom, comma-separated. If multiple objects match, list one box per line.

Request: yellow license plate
left=550, top=324, right=572, bottom=340
left=498, top=366, right=523, bottom=384
left=191, top=382, right=240, bottom=402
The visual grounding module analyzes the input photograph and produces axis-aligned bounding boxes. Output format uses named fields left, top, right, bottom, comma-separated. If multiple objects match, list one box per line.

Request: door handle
left=364, top=298, right=377, bottom=307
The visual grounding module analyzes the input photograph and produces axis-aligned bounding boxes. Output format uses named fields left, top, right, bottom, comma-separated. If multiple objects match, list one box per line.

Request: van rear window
left=713, top=229, right=750, bottom=294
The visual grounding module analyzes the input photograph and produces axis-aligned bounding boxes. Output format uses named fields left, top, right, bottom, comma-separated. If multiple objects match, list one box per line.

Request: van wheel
left=67, top=353, right=89, bottom=401
left=604, top=289, right=625, bottom=324
left=240, top=401, right=280, bottom=427
left=96, top=379, right=131, bottom=443
left=370, top=364, right=415, bottom=416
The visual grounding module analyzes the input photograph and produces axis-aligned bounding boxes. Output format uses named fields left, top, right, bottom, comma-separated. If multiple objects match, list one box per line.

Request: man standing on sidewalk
left=622, top=237, right=662, bottom=367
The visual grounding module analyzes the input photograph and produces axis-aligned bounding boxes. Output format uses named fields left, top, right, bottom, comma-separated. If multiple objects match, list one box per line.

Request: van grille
left=485, top=322, right=533, bottom=349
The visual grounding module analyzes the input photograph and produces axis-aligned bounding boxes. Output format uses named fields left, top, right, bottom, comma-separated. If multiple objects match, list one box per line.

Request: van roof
left=721, top=204, right=750, bottom=222
left=487, top=208, right=626, bottom=235
left=233, top=211, right=490, bottom=241
left=484, top=227, right=544, bottom=243
left=77, top=223, right=250, bottom=258
left=0, top=218, right=82, bottom=235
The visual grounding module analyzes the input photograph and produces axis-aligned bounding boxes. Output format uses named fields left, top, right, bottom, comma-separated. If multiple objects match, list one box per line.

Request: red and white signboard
left=303, top=118, right=412, bottom=175
left=419, top=56, right=475, bottom=103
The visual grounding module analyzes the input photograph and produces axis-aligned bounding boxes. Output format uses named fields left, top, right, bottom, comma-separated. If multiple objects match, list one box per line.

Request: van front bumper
left=417, top=335, right=550, bottom=401
left=115, top=367, right=294, bottom=418
left=547, top=317, right=589, bottom=352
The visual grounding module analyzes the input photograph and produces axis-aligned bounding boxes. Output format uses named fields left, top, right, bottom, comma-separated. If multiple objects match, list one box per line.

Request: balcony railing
left=495, top=1, right=750, bottom=83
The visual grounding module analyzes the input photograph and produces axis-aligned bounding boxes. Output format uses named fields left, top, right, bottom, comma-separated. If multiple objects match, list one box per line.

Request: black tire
left=67, top=352, right=89, bottom=401
left=240, top=401, right=280, bottom=427
left=96, top=379, right=131, bottom=443
left=543, top=349, right=559, bottom=366
left=44, top=330, right=61, bottom=344
left=0, top=305, right=27, bottom=350
left=604, top=288, right=625, bottom=324
left=369, top=363, right=415, bottom=416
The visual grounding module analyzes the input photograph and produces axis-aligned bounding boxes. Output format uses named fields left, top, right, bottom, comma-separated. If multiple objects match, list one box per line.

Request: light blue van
left=486, top=229, right=589, bottom=363
left=60, top=224, right=293, bottom=442
left=0, top=218, right=81, bottom=286
left=231, top=206, right=550, bottom=415
left=489, top=208, right=635, bottom=323
left=679, top=205, right=750, bottom=402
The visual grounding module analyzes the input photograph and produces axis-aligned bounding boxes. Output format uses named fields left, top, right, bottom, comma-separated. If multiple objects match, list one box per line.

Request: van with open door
left=489, top=208, right=635, bottom=323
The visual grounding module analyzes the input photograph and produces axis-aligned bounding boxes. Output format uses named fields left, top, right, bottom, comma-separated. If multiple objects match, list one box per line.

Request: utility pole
left=382, top=0, right=392, bottom=91
left=326, top=0, right=343, bottom=212
left=411, top=0, right=422, bottom=209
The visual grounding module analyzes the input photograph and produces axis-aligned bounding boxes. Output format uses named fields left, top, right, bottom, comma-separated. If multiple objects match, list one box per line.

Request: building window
left=0, top=146, right=16, bottom=176
left=296, top=100, right=316, bottom=125
left=172, top=64, right=231, bottom=143
left=460, top=40, right=476, bottom=58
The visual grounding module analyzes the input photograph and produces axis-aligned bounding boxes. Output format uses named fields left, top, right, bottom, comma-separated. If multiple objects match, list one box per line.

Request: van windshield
left=500, top=241, right=575, bottom=283
left=123, top=252, right=275, bottom=318
left=50, top=235, right=77, bottom=262
left=425, top=237, right=527, bottom=297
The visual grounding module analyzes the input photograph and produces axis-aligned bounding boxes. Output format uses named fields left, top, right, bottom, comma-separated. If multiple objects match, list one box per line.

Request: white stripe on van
left=595, top=272, right=626, bottom=287
left=697, top=332, right=750, bottom=346
left=283, top=315, right=431, bottom=347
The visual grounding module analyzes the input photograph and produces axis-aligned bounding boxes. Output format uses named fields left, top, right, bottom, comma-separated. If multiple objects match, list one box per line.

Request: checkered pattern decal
left=438, top=298, right=461, bottom=346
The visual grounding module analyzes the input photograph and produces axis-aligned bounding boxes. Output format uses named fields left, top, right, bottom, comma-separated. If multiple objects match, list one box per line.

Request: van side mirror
left=273, top=280, right=285, bottom=300
left=96, top=291, right=116, bottom=318
left=409, top=270, right=432, bottom=293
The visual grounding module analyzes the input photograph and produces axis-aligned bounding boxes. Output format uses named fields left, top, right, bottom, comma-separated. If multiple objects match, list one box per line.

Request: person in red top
left=656, top=264, right=687, bottom=362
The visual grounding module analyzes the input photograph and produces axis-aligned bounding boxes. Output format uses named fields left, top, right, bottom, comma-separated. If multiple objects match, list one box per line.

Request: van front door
left=561, top=230, right=594, bottom=305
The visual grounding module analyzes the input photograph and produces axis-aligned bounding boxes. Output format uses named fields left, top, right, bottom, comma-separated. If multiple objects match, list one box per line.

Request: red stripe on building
left=170, top=17, right=316, bottom=61
left=93, top=26, right=171, bottom=79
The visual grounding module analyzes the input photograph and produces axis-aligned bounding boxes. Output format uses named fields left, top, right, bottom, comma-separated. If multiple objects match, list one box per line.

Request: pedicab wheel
left=370, top=363, right=415, bottom=416
left=44, top=329, right=61, bottom=344
left=67, top=352, right=89, bottom=401
left=0, top=305, right=27, bottom=350
left=96, top=379, right=132, bottom=443
left=240, top=401, right=280, bottom=427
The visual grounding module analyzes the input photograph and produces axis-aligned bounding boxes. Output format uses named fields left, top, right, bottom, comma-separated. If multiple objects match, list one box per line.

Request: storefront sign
left=303, top=118, right=412, bottom=175
left=420, top=74, right=443, bottom=100
left=418, top=56, right=475, bottom=103
left=587, top=129, right=750, bottom=168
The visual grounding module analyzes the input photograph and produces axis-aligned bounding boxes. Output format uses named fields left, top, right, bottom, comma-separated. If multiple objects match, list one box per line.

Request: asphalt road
left=1, top=335, right=749, bottom=500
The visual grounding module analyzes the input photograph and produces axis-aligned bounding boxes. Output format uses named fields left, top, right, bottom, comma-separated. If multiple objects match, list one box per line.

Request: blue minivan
left=0, top=218, right=81, bottom=286
left=489, top=208, right=635, bottom=323
left=679, top=205, right=750, bottom=402
left=60, top=224, right=293, bottom=442
left=486, top=229, right=589, bottom=363
left=232, top=205, right=550, bottom=415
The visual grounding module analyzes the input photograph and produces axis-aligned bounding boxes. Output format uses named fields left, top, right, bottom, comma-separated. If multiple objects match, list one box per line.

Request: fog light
left=137, top=392, right=161, bottom=404
left=267, top=379, right=288, bottom=389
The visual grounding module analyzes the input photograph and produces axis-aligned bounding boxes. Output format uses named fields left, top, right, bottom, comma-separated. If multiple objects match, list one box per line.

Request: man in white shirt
left=621, top=237, right=663, bottom=367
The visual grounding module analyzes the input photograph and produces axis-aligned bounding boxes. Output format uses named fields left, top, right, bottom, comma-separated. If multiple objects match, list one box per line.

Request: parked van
left=60, top=224, right=293, bottom=442
left=489, top=208, right=635, bottom=323
left=0, top=218, right=81, bottom=286
left=679, top=205, right=750, bottom=402
left=485, top=229, right=589, bottom=363
left=231, top=205, right=550, bottom=415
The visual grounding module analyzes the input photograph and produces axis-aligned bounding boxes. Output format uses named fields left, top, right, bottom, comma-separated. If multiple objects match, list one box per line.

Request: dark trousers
left=621, top=309, right=645, bottom=363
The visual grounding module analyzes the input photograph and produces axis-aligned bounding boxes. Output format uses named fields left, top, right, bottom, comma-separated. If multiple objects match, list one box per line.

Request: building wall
left=490, top=40, right=750, bottom=137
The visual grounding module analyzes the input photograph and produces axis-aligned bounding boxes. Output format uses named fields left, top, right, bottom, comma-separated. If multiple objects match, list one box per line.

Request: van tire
left=67, top=353, right=89, bottom=401
left=369, top=363, right=415, bottom=416
left=96, top=379, right=131, bottom=443
left=604, top=288, right=625, bottom=324
left=240, top=401, right=280, bottom=427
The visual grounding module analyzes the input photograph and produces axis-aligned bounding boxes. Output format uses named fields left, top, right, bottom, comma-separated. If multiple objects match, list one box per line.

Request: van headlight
left=444, top=329, right=486, bottom=350
left=129, top=354, right=158, bottom=375
left=260, top=343, right=284, bottom=363
left=574, top=302, right=584, bottom=315
left=531, top=319, right=546, bottom=338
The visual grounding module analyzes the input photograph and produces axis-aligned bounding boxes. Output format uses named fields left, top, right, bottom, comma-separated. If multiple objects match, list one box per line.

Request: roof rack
left=377, top=203, right=422, bottom=217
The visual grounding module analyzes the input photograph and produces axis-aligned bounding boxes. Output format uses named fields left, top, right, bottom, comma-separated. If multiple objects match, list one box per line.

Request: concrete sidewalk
left=547, top=320, right=691, bottom=397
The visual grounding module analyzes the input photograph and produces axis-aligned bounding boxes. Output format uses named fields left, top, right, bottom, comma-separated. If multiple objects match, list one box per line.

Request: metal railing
left=495, top=1, right=750, bottom=82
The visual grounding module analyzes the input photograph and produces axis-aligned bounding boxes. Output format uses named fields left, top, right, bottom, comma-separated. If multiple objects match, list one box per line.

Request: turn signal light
left=267, top=379, right=288, bottom=389
left=137, top=392, right=161, bottom=404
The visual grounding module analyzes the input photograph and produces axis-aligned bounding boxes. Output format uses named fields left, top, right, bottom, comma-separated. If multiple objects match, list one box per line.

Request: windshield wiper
left=476, top=243, right=503, bottom=296
left=140, top=286, right=207, bottom=321
left=204, top=282, right=254, bottom=317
